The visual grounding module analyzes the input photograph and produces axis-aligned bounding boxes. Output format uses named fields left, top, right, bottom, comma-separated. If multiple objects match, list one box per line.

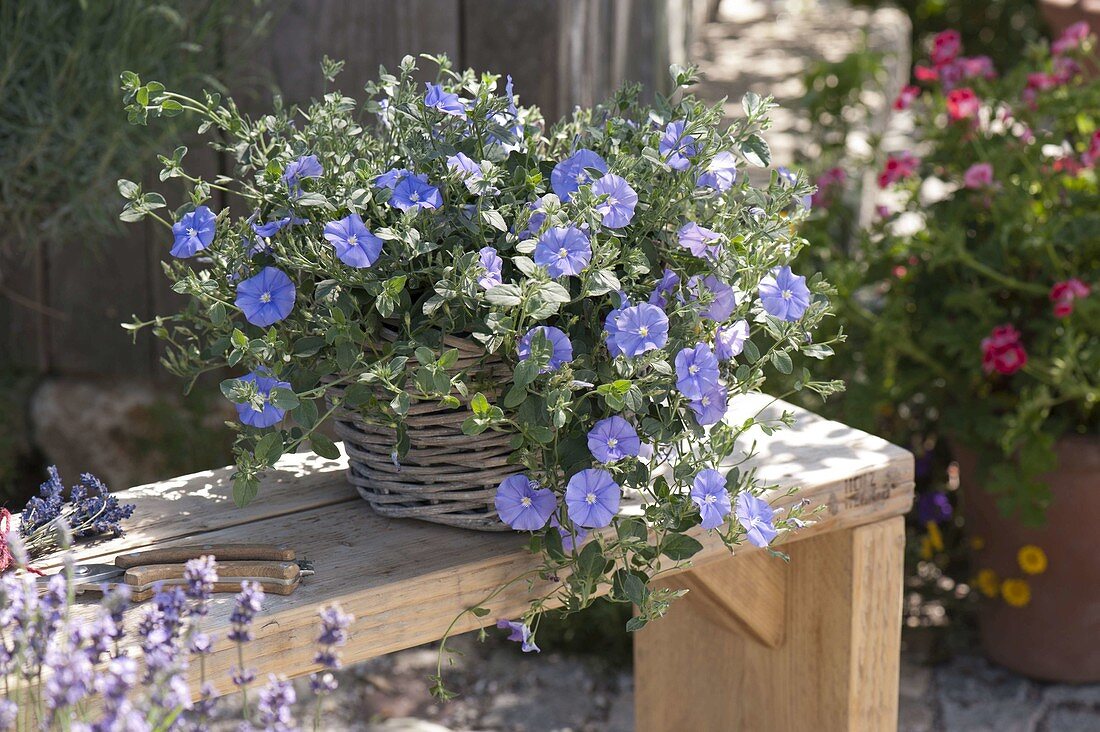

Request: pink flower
left=1053, top=55, right=1081, bottom=84
left=1050, top=278, right=1091, bottom=318
left=981, top=325, right=1027, bottom=375
left=1052, top=21, right=1090, bottom=55
left=1083, top=131, right=1100, bottom=167
left=877, top=152, right=920, bottom=188
left=894, top=85, right=920, bottom=110
left=914, top=64, right=939, bottom=82
left=946, top=87, right=980, bottom=121
left=931, top=30, right=962, bottom=67
left=963, top=162, right=993, bottom=189
left=811, top=167, right=847, bottom=208
left=958, top=55, right=997, bottom=80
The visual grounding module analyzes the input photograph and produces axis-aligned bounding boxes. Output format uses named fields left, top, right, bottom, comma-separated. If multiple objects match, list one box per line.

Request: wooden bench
left=40, top=394, right=913, bottom=731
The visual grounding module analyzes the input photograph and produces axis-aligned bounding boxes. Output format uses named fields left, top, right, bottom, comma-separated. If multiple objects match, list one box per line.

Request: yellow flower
left=1001, top=578, right=1031, bottom=607
left=1017, top=545, right=1048, bottom=575
left=970, top=535, right=985, bottom=551
left=919, top=535, right=933, bottom=560
left=926, top=522, right=944, bottom=552
left=976, top=569, right=1000, bottom=598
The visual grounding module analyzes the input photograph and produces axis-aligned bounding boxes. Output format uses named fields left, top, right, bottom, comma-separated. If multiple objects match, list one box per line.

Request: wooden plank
left=676, top=548, right=787, bottom=648
left=635, top=517, right=905, bottom=731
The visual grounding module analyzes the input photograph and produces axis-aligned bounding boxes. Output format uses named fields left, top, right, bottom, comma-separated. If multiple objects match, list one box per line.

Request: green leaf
left=613, top=569, right=648, bottom=607
left=585, top=269, right=621, bottom=296
left=209, top=302, right=226, bottom=327
left=470, top=606, right=491, bottom=618
left=343, top=383, right=374, bottom=408
left=117, top=179, right=140, bottom=199
left=255, top=432, right=284, bottom=465
left=294, top=192, right=333, bottom=208
left=485, top=284, right=523, bottom=307
left=233, top=474, right=260, bottom=507
left=770, top=350, right=793, bottom=374
left=471, top=392, right=491, bottom=416
left=293, top=336, right=326, bottom=357
left=309, top=433, right=341, bottom=460
left=661, top=533, right=704, bottom=561
left=741, top=134, right=771, bottom=168
left=269, top=387, right=300, bottom=411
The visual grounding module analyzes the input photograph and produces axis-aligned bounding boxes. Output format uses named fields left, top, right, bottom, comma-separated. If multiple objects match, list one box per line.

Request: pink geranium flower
left=1052, top=21, right=1090, bottom=55
left=946, top=87, right=980, bottom=121
left=1050, top=278, right=1091, bottom=318
left=981, top=325, right=1027, bottom=375
left=877, top=152, right=920, bottom=188
left=894, top=85, right=920, bottom=110
left=931, top=30, right=962, bottom=67
left=963, top=162, right=994, bottom=189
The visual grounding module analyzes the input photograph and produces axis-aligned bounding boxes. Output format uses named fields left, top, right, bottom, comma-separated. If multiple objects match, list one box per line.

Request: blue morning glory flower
left=696, top=151, right=738, bottom=191
left=758, top=266, right=811, bottom=321
left=677, top=222, right=722, bottom=261
left=550, top=149, right=608, bottom=202
left=592, top=174, right=638, bottom=229
left=495, top=474, right=557, bottom=531
left=777, top=166, right=812, bottom=209
left=649, top=268, right=680, bottom=308
left=551, top=514, right=589, bottom=552
left=659, top=120, right=697, bottom=171
left=565, top=468, right=621, bottom=528
left=675, top=343, right=720, bottom=400
left=518, top=196, right=550, bottom=239
left=424, top=83, right=467, bottom=119
left=604, top=291, right=631, bottom=357
left=252, top=215, right=307, bottom=238
left=446, top=152, right=486, bottom=194
left=517, top=326, right=573, bottom=372
left=496, top=619, right=540, bottom=653
left=689, top=384, right=728, bottom=426
left=715, top=320, right=750, bottom=360
left=587, top=416, right=641, bottom=463
left=235, top=371, right=292, bottom=428
left=613, top=303, right=669, bottom=357
left=389, top=173, right=442, bottom=212
left=690, top=274, right=738, bottom=322
left=478, top=246, right=503, bottom=290
left=323, top=213, right=383, bottom=269
left=374, top=167, right=413, bottom=190
left=487, top=75, right=525, bottom=152
left=691, top=469, right=732, bottom=529
left=282, top=155, right=323, bottom=197
left=736, top=492, right=778, bottom=548
left=170, top=206, right=216, bottom=258
left=235, top=266, right=296, bottom=327
left=533, top=226, right=591, bottom=277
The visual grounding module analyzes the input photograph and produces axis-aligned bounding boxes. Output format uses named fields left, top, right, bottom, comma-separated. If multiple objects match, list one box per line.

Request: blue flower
left=252, top=215, right=307, bottom=238
left=495, top=474, right=557, bottom=531
left=478, top=246, right=503, bottom=290
left=736, top=492, right=778, bottom=547
left=777, top=166, right=812, bottom=208
left=323, top=213, right=383, bottom=268
left=518, top=196, right=550, bottom=239
left=604, top=291, right=631, bottom=357
left=447, top=152, right=489, bottom=194
left=614, top=303, right=669, bottom=357
left=424, top=83, right=467, bottom=119
left=487, top=75, right=525, bottom=152
left=690, top=274, right=738, bottom=322
left=715, top=320, right=750, bottom=360
left=659, top=120, right=697, bottom=171
left=234, top=371, right=292, bottom=428
left=517, top=326, right=573, bottom=372
left=551, top=149, right=607, bottom=202
left=533, top=226, right=591, bottom=277
left=374, top=167, right=413, bottom=190
left=565, top=469, right=621, bottom=528
left=236, top=266, right=296, bottom=327
left=170, top=206, right=216, bottom=258
left=696, top=152, right=738, bottom=191
left=587, top=416, right=641, bottom=463
left=689, top=384, right=728, bottom=426
left=551, top=514, right=588, bottom=552
left=675, top=343, right=720, bottom=400
left=677, top=222, right=722, bottom=261
left=691, top=469, right=732, bottom=529
left=758, top=266, right=811, bottom=321
left=649, top=268, right=680, bottom=308
left=389, top=173, right=442, bottom=212
left=282, top=155, right=323, bottom=197
left=592, top=174, right=638, bottom=228
left=496, top=619, right=540, bottom=653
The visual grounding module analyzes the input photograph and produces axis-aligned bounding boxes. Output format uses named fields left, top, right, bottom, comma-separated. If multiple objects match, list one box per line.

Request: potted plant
left=118, top=55, right=839, bottom=679
left=838, top=26, right=1100, bottom=680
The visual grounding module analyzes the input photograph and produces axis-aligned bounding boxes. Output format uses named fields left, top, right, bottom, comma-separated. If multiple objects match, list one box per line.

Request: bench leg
left=635, top=517, right=905, bottom=732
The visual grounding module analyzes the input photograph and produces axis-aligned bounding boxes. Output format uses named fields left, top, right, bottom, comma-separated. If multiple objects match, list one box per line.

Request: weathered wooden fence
left=0, top=0, right=714, bottom=380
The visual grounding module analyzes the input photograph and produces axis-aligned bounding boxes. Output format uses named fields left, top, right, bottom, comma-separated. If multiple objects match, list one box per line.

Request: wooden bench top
left=39, top=394, right=913, bottom=696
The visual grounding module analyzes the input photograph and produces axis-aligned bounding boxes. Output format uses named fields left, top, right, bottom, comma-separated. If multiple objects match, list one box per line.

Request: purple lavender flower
left=170, top=205, right=216, bottom=259
left=689, top=274, right=737, bottom=322
left=613, top=303, right=669, bottom=357
left=282, top=154, right=323, bottom=197
left=917, top=492, right=953, bottom=524
left=229, top=581, right=265, bottom=644
left=478, top=246, right=503, bottom=290
left=424, top=83, right=467, bottom=118
left=551, top=149, right=608, bottom=202
left=696, top=151, right=738, bottom=191
left=649, top=268, right=680, bottom=308
left=183, top=555, right=218, bottom=611
left=533, top=226, right=591, bottom=277
left=96, top=656, right=138, bottom=703
left=447, top=152, right=484, bottom=193
left=736, top=492, right=778, bottom=548
left=235, top=266, right=296, bottom=327
left=551, top=514, right=589, bottom=552
left=496, top=619, right=540, bottom=653
left=565, top=469, right=621, bottom=528
left=689, top=385, right=728, bottom=426
left=323, top=213, right=383, bottom=268
left=20, top=466, right=66, bottom=535
left=314, top=604, right=353, bottom=672
left=44, top=645, right=94, bottom=714
left=374, top=167, right=413, bottom=190
left=715, top=320, right=750, bottom=360
left=256, top=675, right=297, bottom=731
left=691, top=469, right=732, bottom=529
left=389, top=173, right=442, bottom=212
left=587, top=416, right=641, bottom=463
left=0, top=701, right=16, bottom=730
left=517, top=326, right=573, bottom=372
left=677, top=222, right=722, bottom=261
left=675, top=343, right=720, bottom=400
left=659, top=120, right=697, bottom=171
left=495, top=474, right=557, bottom=531
left=592, top=173, right=638, bottom=228
left=234, top=371, right=291, bottom=428
left=604, top=292, right=631, bottom=357
left=758, top=266, right=811, bottom=321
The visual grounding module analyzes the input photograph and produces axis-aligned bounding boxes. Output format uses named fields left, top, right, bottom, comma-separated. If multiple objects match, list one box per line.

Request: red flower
left=946, top=88, right=979, bottom=121
left=1050, top=278, right=1091, bottom=318
left=914, top=64, right=939, bottom=82
left=931, top=30, right=962, bottom=67
left=894, top=85, right=920, bottom=110
left=877, top=152, right=920, bottom=189
left=981, top=325, right=1027, bottom=375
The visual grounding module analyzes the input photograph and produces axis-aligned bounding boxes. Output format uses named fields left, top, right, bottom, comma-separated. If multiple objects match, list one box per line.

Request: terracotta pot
left=955, top=436, right=1100, bottom=682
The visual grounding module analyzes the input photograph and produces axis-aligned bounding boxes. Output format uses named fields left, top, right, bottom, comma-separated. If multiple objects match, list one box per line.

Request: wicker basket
left=326, top=329, right=516, bottom=531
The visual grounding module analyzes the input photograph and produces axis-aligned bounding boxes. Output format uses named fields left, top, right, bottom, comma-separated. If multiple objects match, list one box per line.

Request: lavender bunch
left=17, top=467, right=135, bottom=561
